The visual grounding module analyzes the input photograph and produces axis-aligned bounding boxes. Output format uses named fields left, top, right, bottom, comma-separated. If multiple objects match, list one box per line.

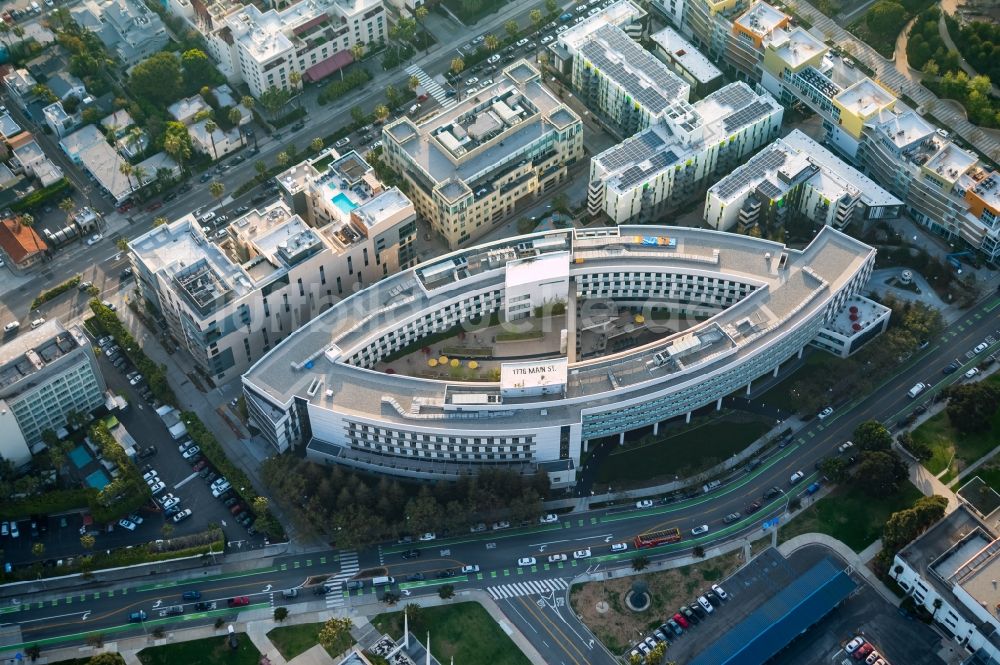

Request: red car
left=672, top=613, right=690, bottom=629
left=145, top=201, right=163, bottom=212
left=192, top=459, right=208, bottom=472
left=853, top=644, right=873, bottom=660
left=227, top=596, right=250, bottom=607
left=116, top=201, right=134, bottom=213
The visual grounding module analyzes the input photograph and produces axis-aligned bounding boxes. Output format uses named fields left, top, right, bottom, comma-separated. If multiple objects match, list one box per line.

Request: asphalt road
left=4, top=292, right=1000, bottom=661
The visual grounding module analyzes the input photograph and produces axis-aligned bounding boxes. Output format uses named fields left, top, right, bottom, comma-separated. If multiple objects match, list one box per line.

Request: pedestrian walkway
left=405, top=64, right=456, bottom=110
left=486, top=577, right=568, bottom=600
left=778, top=533, right=900, bottom=606
left=322, top=549, right=360, bottom=610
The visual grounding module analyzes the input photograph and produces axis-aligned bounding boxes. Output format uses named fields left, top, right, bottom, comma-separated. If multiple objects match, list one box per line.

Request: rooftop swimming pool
left=332, top=192, right=358, bottom=214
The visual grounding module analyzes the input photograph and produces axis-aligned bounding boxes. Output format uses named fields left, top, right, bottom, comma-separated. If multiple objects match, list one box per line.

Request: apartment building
left=2, top=68, right=38, bottom=111
left=859, top=110, right=1000, bottom=261
left=0, top=321, right=107, bottom=467
left=381, top=60, right=584, bottom=249
left=588, top=81, right=783, bottom=224
left=76, top=0, right=170, bottom=65
left=130, top=165, right=415, bottom=383
left=277, top=147, right=418, bottom=270
left=891, top=504, right=1000, bottom=661
left=704, top=129, right=900, bottom=233
left=650, top=26, right=723, bottom=96
left=192, top=0, right=387, bottom=98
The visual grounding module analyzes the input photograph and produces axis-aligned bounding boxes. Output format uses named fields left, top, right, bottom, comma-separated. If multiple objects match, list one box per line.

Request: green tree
left=629, top=653, right=644, bottom=665
left=546, top=0, right=558, bottom=14
left=866, top=0, right=905, bottom=35
left=484, top=34, right=500, bottom=51
left=153, top=217, right=168, bottom=227
left=80, top=533, right=96, bottom=549
left=505, top=19, right=520, bottom=39
left=58, top=196, right=76, bottom=222
left=119, top=162, right=133, bottom=192
left=818, top=456, right=848, bottom=482
left=163, top=122, right=193, bottom=170
left=408, top=75, right=420, bottom=92
left=274, top=606, right=289, bottom=622
left=945, top=382, right=1000, bottom=433
left=632, top=555, right=650, bottom=571
left=311, top=137, right=324, bottom=152
left=853, top=450, right=907, bottom=497
left=255, top=160, right=268, bottom=180
left=209, top=180, right=225, bottom=200
left=276, top=151, right=290, bottom=168
left=530, top=9, right=543, bottom=29
left=129, top=52, right=182, bottom=106
left=853, top=420, right=893, bottom=452
left=32, top=542, right=45, bottom=558
left=374, top=104, right=390, bottom=122
left=258, top=86, right=291, bottom=119
left=204, top=118, right=219, bottom=160
left=161, top=523, right=174, bottom=538
left=450, top=57, right=465, bottom=75
left=317, top=617, right=354, bottom=650
left=87, top=653, right=124, bottom=665
left=351, top=106, right=367, bottom=125
left=404, top=603, right=422, bottom=627
left=647, top=641, right=667, bottom=663
left=181, top=48, right=214, bottom=89
left=438, top=584, right=455, bottom=599
left=350, top=42, right=366, bottom=62
left=228, top=106, right=243, bottom=130
left=386, top=85, right=400, bottom=108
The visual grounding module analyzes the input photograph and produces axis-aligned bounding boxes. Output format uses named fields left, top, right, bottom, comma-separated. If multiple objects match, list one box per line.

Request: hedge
left=89, top=301, right=177, bottom=405
left=0, top=488, right=94, bottom=520
left=11, top=177, right=72, bottom=212
left=270, top=107, right=308, bottom=129
left=31, top=275, right=81, bottom=309
left=87, top=421, right=152, bottom=523
left=318, top=69, right=371, bottom=105
left=180, top=412, right=285, bottom=540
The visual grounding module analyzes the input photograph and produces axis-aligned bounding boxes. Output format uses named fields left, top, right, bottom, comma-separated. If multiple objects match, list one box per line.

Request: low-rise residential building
left=650, top=26, right=723, bottom=96
left=381, top=60, right=584, bottom=249
left=2, top=68, right=38, bottom=110
left=704, top=129, right=900, bottom=233
left=7, top=132, right=64, bottom=187
left=168, top=95, right=212, bottom=126
left=891, top=504, right=1000, bottom=661
left=0, top=216, right=48, bottom=270
left=189, top=120, right=243, bottom=159
left=587, top=81, right=783, bottom=224
left=190, top=0, right=387, bottom=99
left=60, top=124, right=134, bottom=205
left=129, top=185, right=416, bottom=382
left=43, top=101, right=80, bottom=138
left=0, top=321, right=107, bottom=467
left=859, top=110, right=1000, bottom=261
left=77, top=0, right=169, bottom=65
left=46, top=72, right=88, bottom=104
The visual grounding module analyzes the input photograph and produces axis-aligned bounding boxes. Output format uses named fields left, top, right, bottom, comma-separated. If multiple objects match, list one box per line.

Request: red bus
left=634, top=528, right=682, bottom=549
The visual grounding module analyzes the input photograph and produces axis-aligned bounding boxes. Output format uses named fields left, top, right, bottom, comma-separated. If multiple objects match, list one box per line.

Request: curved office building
left=243, top=226, right=878, bottom=487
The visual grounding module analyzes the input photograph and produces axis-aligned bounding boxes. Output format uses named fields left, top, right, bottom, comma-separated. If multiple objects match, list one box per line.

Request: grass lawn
left=372, top=602, right=529, bottom=665
left=595, top=412, right=772, bottom=485
left=778, top=482, right=923, bottom=552
left=757, top=353, right=832, bottom=414
left=137, top=634, right=260, bottom=665
left=911, top=373, right=1000, bottom=477
left=266, top=622, right=354, bottom=660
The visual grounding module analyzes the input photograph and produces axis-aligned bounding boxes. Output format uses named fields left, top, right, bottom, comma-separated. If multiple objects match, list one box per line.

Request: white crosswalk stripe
left=325, top=580, right=346, bottom=609
left=486, top=577, right=568, bottom=600
left=405, top=65, right=456, bottom=110
left=322, top=550, right=360, bottom=609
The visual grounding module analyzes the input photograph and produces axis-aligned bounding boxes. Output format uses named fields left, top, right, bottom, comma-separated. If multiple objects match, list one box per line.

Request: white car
left=838, top=441, right=854, bottom=454
left=118, top=519, right=136, bottom=531
left=172, top=508, right=193, bottom=523
left=86, top=233, right=103, bottom=245
left=214, top=229, right=228, bottom=239
left=636, top=499, right=654, bottom=509
left=974, top=342, right=989, bottom=354
left=517, top=557, right=536, bottom=566
left=142, top=470, right=158, bottom=482
left=539, top=514, right=558, bottom=524
left=211, top=482, right=231, bottom=498
left=469, top=523, right=487, bottom=533
left=460, top=565, right=480, bottom=573
left=162, top=496, right=181, bottom=510
left=334, top=137, right=351, bottom=148
left=491, top=521, right=510, bottom=530
left=128, top=513, right=144, bottom=525
left=101, top=300, right=117, bottom=311
left=210, top=477, right=229, bottom=490
left=573, top=548, right=591, bottom=559
left=712, top=583, right=728, bottom=600
left=4, top=321, right=20, bottom=333
left=479, top=79, right=493, bottom=89
left=547, top=553, right=567, bottom=563
left=541, top=35, right=554, bottom=44
left=691, top=524, right=709, bottom=536
left=0, top=522, right=7, bottom=537
left=487, top=53, right=501, bottom=64
left=181, top=445, right=201, bottom=460
left=611, top=542, right=628, bottom=553
left=965, top=367, right=981, bottom=379
left=515, top=38, right=529, bottom=47
left=817, top=406, right=834, bottom=420
left=9, top=522, right=18, bottom=538
left=418, top=532, right=437, bottom=541
left=557, top=24, right=569, bottom=33
left=144, top=475, right=161, bottom=487
left=465, top=77, right=479, bottom=86
left=845, top=637, right=865, bottom=654
left=697, top=595, right=714, bottom=613
left=150, top=481, right=166, bottom=495
left=30, top=318, right=46, bottom=329
left=129, top=374, right=143, bottom=386
left=789, top=470, right=804, bottom=485
left=159, top=492, right=177, bottom=506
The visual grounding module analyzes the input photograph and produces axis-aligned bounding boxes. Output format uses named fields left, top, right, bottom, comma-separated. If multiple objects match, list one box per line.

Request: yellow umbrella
left=439, top=356, right=448, bottom=364
left=428, top=358, right=438, bottom=367
left=450, top=358, right=460, bottom=367
left=634, top=314, right=645, bottom=324
left=468, top=361, right=479, bottom=369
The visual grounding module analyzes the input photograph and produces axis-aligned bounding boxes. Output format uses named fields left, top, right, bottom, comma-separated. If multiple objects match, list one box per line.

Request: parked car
left=539, top=514, right=559, bottom=524
left=817, top=406, right=834, bottom=420
left=418, top=532, right=437, bottom=541
left=711, top=584, right=728, bottom=600
left=573, top=548, right=591, bottom=559
left=517, top=557, right=536, bottom=566
left=118, top=519, right=136, bottom=531
left=547, top=553, right=567, bottom=563
left=636, top=499, right=654, bottom=509
left=460, top=565, right=480, bottom=573
left=172, top=508, right=193, bottom=523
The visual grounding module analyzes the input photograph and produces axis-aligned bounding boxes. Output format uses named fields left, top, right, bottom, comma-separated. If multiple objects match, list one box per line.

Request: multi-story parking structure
left=704, top=129, right=900, bottom=233
left=587, top=81, right=783, bottom=225
left=380, top=60, right=584, bottom=250
left=130, top=162, right=416, bottom=383
left=0, top=321, right=107, bottom=467
left=859, top=110, right=1000, bottom=261
left=242, top=225, right=879, bottom=487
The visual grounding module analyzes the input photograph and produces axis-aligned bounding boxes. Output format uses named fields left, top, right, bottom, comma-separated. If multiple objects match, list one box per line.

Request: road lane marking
left=174, top=471, right=199, bottom=489
left=14, top=611, right=91, bottom=625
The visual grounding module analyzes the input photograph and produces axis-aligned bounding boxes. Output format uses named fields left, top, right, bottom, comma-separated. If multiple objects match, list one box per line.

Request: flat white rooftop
left=782, top=130, right=901, bottom=206
left=834, top=78, right=895, bottom=117
left=500, top=358, right=568, bottom=392
left=506, top=251, right=570, bottom=289
left=766, top=27, right=826, bottom=69
left=651, top=26, right=722, bottom=84
left=735, top=0, right=787, bottom=36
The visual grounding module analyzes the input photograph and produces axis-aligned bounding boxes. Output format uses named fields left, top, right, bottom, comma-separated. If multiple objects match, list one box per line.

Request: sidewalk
left=778, top=533, right=901, bottom=606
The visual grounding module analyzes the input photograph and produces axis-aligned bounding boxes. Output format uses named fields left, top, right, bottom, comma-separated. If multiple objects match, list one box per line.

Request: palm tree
left=414, top=6, right=429, bottom=52
left=450, top=58, right=465, bottom=75
left=228, top=106, right=243, bottom=128
left=386, top=85, right=399, bottom=108
left=58, top=197, right=76, bottom=223
left=530, top=9, right=543, bottom=29
left=290, top=70, right=302, bottom=90
left=204, top=119, right=219, bottom=160
left=255, top=160, right=268, bottom=181
left=374, top=104, right=390, bottom=123
left=119, top=162, right=134, bottom=192
left=209, top=180, right=225, bottom=200
left=484, top=34, right=499, bottom=52
left=350, top=42, right=365, bottom=63
left=125, top=127, right=144, bottom=159
left=163, top=133, right=190, bottom=172
left=19, top=213, right=42, bottom=253
left=310, top=137, right=324, bottom=152
left=276, top=151, right=290, bottom=168
left=408, top=75, right=420, bottom=93
left=153, top=217, right=168, bottom=227
left=505, top=20, right=519, bottom=40
left=132, top=165, right=148, bottom=190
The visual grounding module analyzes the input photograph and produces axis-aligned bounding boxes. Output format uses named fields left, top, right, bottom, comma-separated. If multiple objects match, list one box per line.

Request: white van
left=907, top=382, right=927, bottom=399
left=371, top=576, right=395, bottom=586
